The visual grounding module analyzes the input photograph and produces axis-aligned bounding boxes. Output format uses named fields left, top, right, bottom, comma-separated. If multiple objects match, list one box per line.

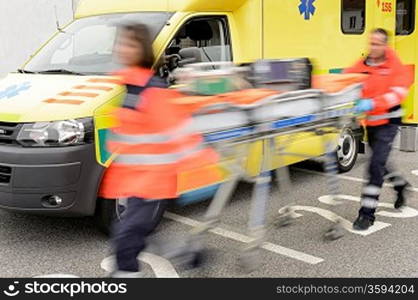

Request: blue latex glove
left=354, top=99, right=374, bottom=113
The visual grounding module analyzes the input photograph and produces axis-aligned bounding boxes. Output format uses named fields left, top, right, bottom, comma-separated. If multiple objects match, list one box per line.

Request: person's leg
left=354, top=125, right=397, bottom=229
left=113, top=197, right=167, bottom=273
left=359, top=126, right=385, bottom=219
left=384, top=163, right=409, bottom=209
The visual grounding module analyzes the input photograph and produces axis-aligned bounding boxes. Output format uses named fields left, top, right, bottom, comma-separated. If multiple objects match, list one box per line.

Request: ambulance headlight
left=17, top=118, right=94, bottom=147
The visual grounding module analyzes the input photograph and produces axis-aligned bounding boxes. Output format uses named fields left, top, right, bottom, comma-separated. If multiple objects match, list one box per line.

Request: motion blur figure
left=100, top=24, right=219, bottom=277
left=345, top=28, right=412, bottom=230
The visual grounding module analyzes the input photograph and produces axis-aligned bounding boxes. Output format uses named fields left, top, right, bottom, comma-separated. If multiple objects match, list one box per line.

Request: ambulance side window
left=162, top=16, right=232, bottom=76
left=396, top=0, right=415, bottom=35
left=341, top=0, right=366, bottom=34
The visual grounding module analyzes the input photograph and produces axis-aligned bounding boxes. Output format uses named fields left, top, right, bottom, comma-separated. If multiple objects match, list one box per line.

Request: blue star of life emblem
left=299, top=0, right=316, bottom=20
left=0, top=81, right=31, bottom=100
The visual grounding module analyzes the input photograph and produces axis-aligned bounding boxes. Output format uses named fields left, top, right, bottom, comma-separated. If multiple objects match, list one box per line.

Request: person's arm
left=344, top=59, right=366, bottom=74
left=372, top=63, right=410, bottom=112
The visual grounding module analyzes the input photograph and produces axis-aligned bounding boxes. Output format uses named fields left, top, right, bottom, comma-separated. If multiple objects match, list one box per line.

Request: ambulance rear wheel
left=336, top=127, right=359, bottom=173
left=94, top=197, right=165, bottom=235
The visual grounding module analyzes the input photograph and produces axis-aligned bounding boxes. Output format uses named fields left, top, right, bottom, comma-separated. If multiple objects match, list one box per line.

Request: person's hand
left=354, top=99, right=374, bottom=113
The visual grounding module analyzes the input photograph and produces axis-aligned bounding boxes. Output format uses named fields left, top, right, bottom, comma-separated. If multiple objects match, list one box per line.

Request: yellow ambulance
left=0, top=0, right=413, bottom=232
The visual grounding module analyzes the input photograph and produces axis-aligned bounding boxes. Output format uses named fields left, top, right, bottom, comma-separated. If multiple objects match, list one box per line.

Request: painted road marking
left=278, top=205, right=391, bottom=236
left=164, top=212, right=324, bottom=265
left=33, top=274, right=79, bottom=278
left=100, top=253, right=179, bottom=278
left=294, top=167, right=418, bottom=193
left=412, top=170, right=418, bottom=176
left=318, top=194, right=418, bottom=218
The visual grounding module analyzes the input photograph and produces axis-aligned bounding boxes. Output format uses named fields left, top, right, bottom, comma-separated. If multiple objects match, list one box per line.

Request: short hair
left=118, top=23, right=155, bottom=69
left=371, top=28, right=389, bottom=44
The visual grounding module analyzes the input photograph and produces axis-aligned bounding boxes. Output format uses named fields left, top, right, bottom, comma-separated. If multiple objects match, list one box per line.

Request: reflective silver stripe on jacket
left=361, top=197, right=378, bottom=209
left=391, top=86, right=408, bottom=98
left=383, top=93, right=400, bottom=106
left=113, top=144, right=204, bottom=165
left=123, top=93, right=141, bottom=109
left=108, top=120, right=195, bottom=144
left=366, top=109, right=404, bottom=121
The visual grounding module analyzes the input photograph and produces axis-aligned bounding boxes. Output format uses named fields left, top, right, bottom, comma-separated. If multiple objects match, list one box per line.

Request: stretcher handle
left=238, top=92, right=321, bottom=109
left=188, top=62, right=235, bottom=71
left=195, top=102, right=237, bottom=114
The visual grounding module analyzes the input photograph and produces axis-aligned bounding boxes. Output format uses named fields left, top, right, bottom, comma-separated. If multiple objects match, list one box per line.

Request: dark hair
left=371, top=28, right=389, bottom=44
left=119, top=23, right=155, bottom=68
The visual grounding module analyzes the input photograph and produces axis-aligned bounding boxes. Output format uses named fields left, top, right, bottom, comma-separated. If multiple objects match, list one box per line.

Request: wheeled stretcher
left=164, top=79, right=364, bottom=271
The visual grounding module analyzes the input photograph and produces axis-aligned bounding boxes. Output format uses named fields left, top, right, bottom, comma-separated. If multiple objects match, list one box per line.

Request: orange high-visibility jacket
left=344, top=47, right=412, bottom=126
left=99, top=67, right=220, bottom=200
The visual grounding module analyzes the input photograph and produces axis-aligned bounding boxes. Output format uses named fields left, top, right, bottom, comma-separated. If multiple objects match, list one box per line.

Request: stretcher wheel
left=183, top=235, right=207, bottom=269
left=188, top=249, right=208, bottom=269
left=275, top=207, right=297, bottom=227
left=275, top=215, right=295, bottom=227
left=238, top=248, right=261, bottom=273
left=158, top=235, right=206, bottom=269
left=324, top=221, right=345, bottom=241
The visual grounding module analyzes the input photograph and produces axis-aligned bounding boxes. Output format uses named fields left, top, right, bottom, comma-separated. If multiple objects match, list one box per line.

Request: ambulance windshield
left=24, top=12, right=172, bottom=75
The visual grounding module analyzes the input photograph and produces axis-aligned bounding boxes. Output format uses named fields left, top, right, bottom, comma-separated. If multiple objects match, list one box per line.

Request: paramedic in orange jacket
left=100, top=24, right=219, bottom=277
left=345, top=28, right=411, bottom=230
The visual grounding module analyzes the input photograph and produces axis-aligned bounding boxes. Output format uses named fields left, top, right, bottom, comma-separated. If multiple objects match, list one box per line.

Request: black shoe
left=394, top=183, right=409, bottom=209
left=353, top=215, right=374, bottom=231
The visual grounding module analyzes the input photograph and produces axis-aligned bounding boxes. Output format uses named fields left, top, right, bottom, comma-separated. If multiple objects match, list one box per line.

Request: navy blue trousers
left=360, top=124, right=399, bottom=218
left=112, top=197, right=167, bottom=272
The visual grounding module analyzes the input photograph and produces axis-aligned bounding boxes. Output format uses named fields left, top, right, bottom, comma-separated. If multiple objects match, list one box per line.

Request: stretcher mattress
left=321, top=83, right=363, bottom=108
left=174, top=74, right=365, bottom=134
left=190, top=85, right=361, bottom=134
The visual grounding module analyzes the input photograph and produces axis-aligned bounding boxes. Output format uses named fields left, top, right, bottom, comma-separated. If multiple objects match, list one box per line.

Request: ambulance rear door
left=394, top=0, right=417, bottom=123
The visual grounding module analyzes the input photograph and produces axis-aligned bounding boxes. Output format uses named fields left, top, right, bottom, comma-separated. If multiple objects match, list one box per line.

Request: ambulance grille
left=0, top=122, right=21, bottom=145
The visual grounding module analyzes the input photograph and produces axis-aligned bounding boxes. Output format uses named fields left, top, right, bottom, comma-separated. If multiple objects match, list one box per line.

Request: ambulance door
left=340, top=0, right=372, bottom=63
left=394, top=0, right=417, bottom=123
left=160, top=14, right=233, bottom=80
left=374, top=0, right=396, bottom=46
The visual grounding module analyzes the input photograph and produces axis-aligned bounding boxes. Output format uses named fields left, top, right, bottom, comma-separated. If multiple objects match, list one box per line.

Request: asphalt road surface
left=1, top=146, right=418, bottom=278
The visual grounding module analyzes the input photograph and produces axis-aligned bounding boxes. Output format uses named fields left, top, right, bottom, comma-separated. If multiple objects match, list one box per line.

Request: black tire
left=336, top=127, right=359, bottom=173
left=94, top=197, right=166, bottom=236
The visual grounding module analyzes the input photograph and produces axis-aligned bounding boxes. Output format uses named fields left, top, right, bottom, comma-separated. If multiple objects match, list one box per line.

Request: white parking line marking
left=412, top=170, right=418, bottom=176
left=100, top=253, right=179, bottom=278
left=278, top=205, right=391, bottom=236
left=294, top=168, right=418, bottom=193
left=33, top=274, right=79, bottom=278
left=164, top=212, right=324, bottom=265
left=139, top=253, right=179, bottom=278
left=319, top=195, right=418, bottom=218
left=261, top=242, right=323, bottom=264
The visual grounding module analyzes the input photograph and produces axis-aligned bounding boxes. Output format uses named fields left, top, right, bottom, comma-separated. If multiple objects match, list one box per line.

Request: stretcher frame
left=165, top=89, right=360, bottom=271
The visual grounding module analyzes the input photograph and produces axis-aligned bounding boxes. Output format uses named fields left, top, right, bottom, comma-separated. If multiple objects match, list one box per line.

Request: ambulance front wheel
left=336, top=127, right=359, bottom=173
left=94, top=197, right=165, bottom=235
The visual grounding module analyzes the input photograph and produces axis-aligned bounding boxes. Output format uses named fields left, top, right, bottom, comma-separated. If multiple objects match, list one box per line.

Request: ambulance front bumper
left=0, top=143, right=104, bottom=216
